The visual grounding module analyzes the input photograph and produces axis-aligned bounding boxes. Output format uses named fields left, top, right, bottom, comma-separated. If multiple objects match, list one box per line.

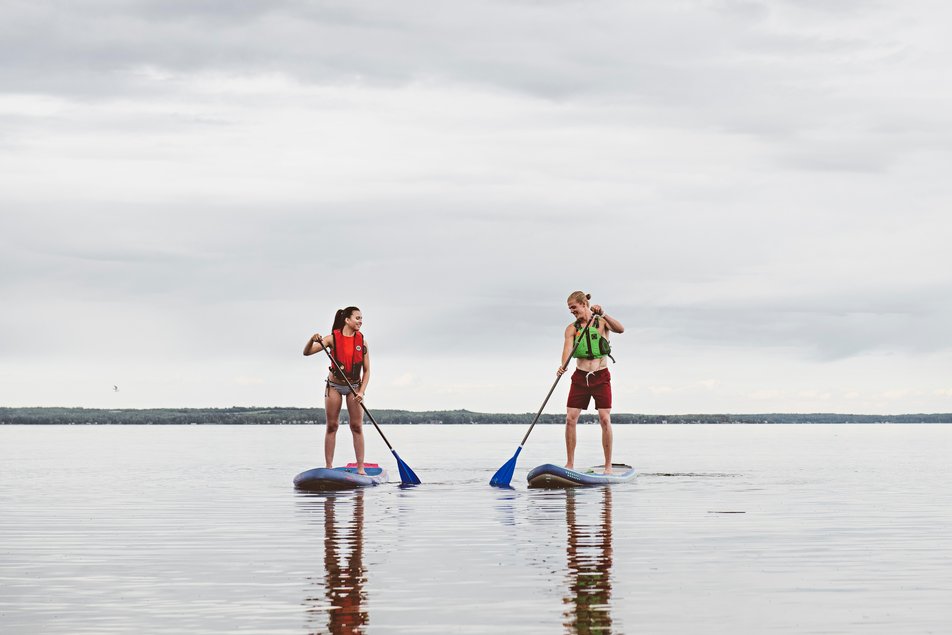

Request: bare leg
left=598, top=408, right=613, bottom=473
left=346, top=394, right=365, bottom=473
left=565, top=407, right=581, bottom=470
left=324, top=387, right=343, bottom=469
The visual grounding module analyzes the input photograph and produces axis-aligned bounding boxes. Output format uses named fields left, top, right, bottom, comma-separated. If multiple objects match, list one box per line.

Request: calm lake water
left=2, top=423, right=951, bottom=634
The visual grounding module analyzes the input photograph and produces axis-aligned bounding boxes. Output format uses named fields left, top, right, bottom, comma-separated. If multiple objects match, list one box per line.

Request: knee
left=566, top=414, right=580, bottom=426
left=598, top=414, right=611, bottom=427
left=326, top=421, right=339, bottom=434
left=349, top=420, right=363, bottom=434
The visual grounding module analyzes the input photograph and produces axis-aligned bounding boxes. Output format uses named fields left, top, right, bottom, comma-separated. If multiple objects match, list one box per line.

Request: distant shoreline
left=1, top=407, right=951, bottom=425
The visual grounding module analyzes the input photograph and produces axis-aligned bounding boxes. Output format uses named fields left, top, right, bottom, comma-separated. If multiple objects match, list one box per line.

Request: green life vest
left=572, top=316, right=615, bottom=362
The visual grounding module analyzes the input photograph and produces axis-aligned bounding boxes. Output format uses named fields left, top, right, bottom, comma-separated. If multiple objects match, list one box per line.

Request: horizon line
left=2, top=406, right=951, bottom=417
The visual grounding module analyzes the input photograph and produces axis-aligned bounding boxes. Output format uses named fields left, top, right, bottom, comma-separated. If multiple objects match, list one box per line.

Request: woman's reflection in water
left=563, top=487, right=614, bottom=634
left=300, top=489, right=368, bottom=635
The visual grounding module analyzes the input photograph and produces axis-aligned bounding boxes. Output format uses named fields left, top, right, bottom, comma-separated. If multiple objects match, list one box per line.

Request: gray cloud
left=2, top=1, right=951, bottom=411
left=3, top=0, right=945, bottom=182
left=631, top=292, right=952, bottom=361
left=0, top=2, right=912, bottom=108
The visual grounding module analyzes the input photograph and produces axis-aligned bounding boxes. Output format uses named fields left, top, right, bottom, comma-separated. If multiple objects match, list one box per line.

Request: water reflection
left=563, top=488, right=614, bottom=634
left=298, top=490, right=369, bottom=635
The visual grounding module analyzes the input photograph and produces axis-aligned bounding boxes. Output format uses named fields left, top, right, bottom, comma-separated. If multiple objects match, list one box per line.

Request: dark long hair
left=332, top=306, right=361, bottom=332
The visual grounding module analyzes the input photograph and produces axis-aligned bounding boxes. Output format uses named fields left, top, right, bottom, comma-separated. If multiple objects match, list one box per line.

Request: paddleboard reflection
left=298, top=490, right=369, bottom=634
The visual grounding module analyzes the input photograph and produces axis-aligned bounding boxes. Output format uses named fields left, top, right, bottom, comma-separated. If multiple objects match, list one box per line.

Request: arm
left=303, top=333, right=333, bottom=356
left=355, top=349, right=371, bottom=402
left=601, top=314, right=624, bottom=334
left=557, top=325, right=576, bottom=376
left=591, top=305, right=624, bottom=334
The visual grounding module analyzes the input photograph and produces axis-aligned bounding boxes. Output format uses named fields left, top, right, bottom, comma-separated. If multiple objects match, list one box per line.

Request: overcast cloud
left=2, top=0, right=951, bottom=414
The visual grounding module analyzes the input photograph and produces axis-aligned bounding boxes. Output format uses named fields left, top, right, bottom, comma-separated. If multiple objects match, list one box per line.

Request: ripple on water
left=2, top=424, right=952, bottom=634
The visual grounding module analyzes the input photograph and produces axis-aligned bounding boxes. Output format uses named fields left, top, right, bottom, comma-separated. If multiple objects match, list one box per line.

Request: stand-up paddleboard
left=527, top=463, right=636, bottom=488
left=294, top=463, right=388, bottom=491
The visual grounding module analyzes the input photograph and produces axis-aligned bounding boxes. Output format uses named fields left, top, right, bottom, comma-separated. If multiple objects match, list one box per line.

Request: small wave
left=642, top=472, right=741, bottom=478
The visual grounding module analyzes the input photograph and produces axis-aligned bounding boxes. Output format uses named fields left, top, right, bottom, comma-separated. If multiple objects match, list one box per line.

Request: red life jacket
left=329, top=329, right=365, bottom=382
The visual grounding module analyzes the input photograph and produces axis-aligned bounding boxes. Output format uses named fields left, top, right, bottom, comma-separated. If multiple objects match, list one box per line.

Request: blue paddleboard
left=527, top=463, right=636, bottom=488
left=294, top=463, right=388, bottom=491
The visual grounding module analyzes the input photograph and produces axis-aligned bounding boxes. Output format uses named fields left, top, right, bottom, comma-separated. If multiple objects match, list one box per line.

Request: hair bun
left=585, top=293, right=591, bottom=300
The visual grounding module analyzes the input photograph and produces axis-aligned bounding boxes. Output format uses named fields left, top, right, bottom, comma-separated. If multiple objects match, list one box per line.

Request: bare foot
left=604, top=465, right=613, bottom=475
left=565, top=463, right=574, bottom=471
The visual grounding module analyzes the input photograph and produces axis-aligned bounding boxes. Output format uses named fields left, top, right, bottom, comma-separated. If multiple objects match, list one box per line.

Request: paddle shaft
left=518, top=311, right=599, bottom=446
left=319, top=337, right=395, bottom=452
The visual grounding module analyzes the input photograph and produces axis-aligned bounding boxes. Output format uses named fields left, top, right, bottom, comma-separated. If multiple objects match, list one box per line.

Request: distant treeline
left=1, top=407, right=951, bottom=425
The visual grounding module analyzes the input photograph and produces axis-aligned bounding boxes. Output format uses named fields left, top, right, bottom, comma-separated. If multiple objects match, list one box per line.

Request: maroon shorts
left=566, top=368, right=612, bottom=410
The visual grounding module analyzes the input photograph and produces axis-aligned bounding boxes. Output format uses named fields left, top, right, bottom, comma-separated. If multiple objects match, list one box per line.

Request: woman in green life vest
left=557, top=291, right=625, bottom=473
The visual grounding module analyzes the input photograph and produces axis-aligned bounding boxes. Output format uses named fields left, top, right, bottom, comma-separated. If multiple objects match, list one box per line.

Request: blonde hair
left=566, top=291, right=591, bottom=305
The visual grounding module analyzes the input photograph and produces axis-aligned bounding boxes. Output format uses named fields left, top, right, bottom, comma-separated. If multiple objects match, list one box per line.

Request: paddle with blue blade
left=489, top=311, right=598, bottom=487
left=319, top=340, right=421, bottom=485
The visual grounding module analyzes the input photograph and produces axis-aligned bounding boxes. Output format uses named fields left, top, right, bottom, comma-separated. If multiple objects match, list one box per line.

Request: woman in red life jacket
left=303, top=306, right=371, bottom=474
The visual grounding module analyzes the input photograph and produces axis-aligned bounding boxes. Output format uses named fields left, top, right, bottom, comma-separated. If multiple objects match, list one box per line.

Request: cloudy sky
left=2, top=0, right=950, bottom=414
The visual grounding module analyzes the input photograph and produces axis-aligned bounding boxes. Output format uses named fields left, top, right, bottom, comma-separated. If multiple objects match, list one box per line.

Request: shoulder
left=564, top=323, right=577, bottom=336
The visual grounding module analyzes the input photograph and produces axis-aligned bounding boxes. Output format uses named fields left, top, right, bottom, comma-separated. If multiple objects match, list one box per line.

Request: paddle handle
left=518, top=311, right=599, bottom=447
left=319, top=339, right=395, bottom=452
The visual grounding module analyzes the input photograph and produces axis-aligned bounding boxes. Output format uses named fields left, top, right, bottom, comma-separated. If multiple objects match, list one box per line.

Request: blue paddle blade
left=490, top=446, right=522, bottom=487
left=392, top=450, right=421, bottom=485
